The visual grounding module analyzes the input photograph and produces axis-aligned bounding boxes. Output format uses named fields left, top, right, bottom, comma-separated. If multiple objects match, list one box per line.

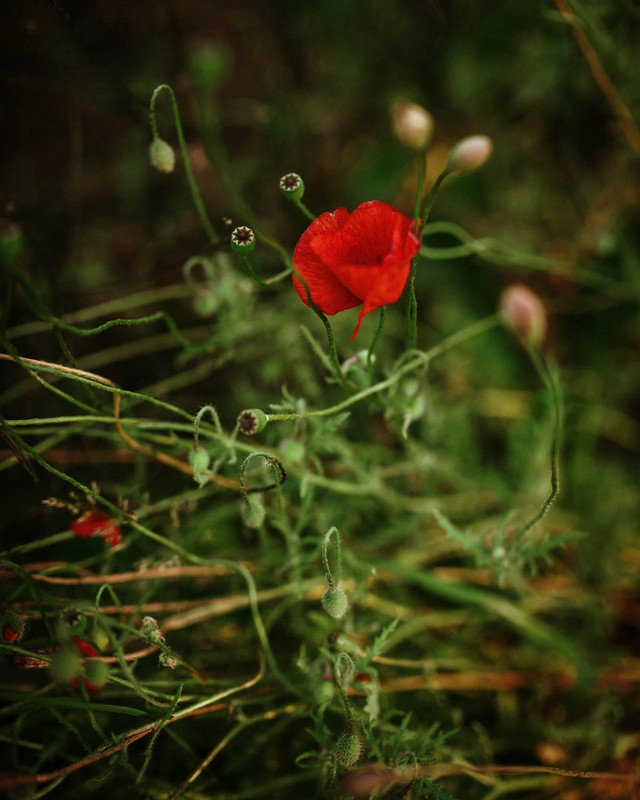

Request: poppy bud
left=448, top=134, right=493, bottom=174
left=230, top=226, right=256, bottom=254
left=149, top=138, right=176, bottom=173
left=51, top=649, right=82, bottom=682
left=188, top=43, right=229, bottom=90
left=83, top=660, right=109, bottom=689
left=500, top=284, right=547, bottom=347
left=322, top=587, right=349, bottom=620
left=335, top=730, right=363, bottom=767
left=279, top=172, right=305, bottom=201
left=2, top=610, right=25, bottom=643
left=237, top=408, right=269, bottom=435
left=391, top=101, right=434, bottom=150
left=140, top=616, right=165, bottom=645
left=241, top=495, right=266, bottom=529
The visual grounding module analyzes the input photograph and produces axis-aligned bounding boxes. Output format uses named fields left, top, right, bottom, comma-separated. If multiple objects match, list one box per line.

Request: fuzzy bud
left=391, top=101, right=434, bottom=150
left=322, top=587, right=349, bottom=620
left=241, top=495, right=266, bottom=529
left=140, top=616, right=165, bottom=645
left=448, top=134, right=493, bottom=174
left=51, top=649, right=82, bottom=682
left=335, top=730, right=363, bottom=767
left=279, top=172, right=305, bottom=201
left=2, top=610, right=25, bottom=643
left=230, top=226, right=256, bottom=254
left=83, top=659, right=109, bottom=689
left=500, top=284, right=547, bottom=347
left=237, top=408, right=269, bottom=435
left=149, top=138, right=176, bottom=173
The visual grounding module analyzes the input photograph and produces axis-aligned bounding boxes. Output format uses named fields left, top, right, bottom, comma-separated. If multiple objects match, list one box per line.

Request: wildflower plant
left=1, top=13, right=639, bottom=800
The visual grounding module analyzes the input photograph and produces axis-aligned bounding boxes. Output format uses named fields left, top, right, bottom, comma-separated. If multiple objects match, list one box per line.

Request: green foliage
left=2, top=2, right=640, bottom=799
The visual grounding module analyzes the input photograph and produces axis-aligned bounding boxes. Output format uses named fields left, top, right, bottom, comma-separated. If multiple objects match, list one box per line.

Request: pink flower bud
left=500, top=284, right=547, bottom=347
left=448, top=134, right=493, bottom=173
left=391, top=102, right=434, bottom=150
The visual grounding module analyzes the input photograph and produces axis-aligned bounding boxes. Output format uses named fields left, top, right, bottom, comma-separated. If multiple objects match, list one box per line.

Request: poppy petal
left=292, top=208, right=361, bottom=315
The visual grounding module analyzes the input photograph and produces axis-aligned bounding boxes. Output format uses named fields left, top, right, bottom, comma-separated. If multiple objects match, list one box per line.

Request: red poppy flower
left=292, top=200, right=421, bottom=338
left=71, top=511, right=121, bottom=547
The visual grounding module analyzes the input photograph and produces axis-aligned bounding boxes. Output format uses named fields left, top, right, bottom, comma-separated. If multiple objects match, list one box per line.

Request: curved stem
left=149, top=84, right=219, bottom=245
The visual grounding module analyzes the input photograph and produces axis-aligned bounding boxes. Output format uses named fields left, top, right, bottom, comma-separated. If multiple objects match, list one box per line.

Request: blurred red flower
left=71, top=511, right=121, bottom=547
left=292, top=200, right=420, bottom=338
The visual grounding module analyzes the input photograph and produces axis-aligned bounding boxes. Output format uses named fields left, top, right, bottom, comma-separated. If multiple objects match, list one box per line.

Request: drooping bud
left=335, top=730, right=363, bottom=767
left=241, top=495, right=266, bottom=529
left=322, top=587, right=349, bottom=620
left=279, top=172, right=305, bottom=201
left=149, top=138, right=176, bottom=173
left=391, top=101, right=434, bottom=150
left=230, top=225, right=256, bottom=254
left=237, top=408, right=269, bottom=436
left=500, top=284, right=547, bottom=347
left=448, top=134, right=493, bottom=174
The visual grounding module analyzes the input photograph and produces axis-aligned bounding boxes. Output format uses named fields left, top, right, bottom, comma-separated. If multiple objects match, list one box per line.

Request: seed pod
left=230, top=226, right=256, bottom=254
left=279, top=172, right=305, bottom=201
left=335, top=730, right=363, bottom=767
left=237, top=408, right=268, bottom=435
left=322, top=587, right=349, bottom=620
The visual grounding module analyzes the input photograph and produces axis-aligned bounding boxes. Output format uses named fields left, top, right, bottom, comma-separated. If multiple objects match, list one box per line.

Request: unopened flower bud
left=149, top=138, right=176, bottom=173
left=500, top=284, right=547, bottom=347
left=230, top=226, right=256, bottom=254
left=241, top=495, right=266, bottom=529
left=2, top=610, right=25, bottom=643
left=140, top=616, right=165, bottom=644
left=83, top=659, right=109, bottom=689
left=188, top=43, right=229, bottom=90
left=51, top=649, right=81, bottom=682
left=322, top=586, right=349, bottom=620
left=448, top=134, right=493, bottom=174
left=391, top=101, right=434, bottom=150
left=190, top=447, right=211, bottom=473
left=237, top=408, right=268, bottom=435
left=279, top=172, right=305, bottom=201
left=335, top=730, right=363, bottom=767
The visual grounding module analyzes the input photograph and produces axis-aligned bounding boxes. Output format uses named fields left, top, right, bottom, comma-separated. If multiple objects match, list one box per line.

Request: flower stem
left=516, top=350, right=563, bottom=541
left=292, top=198, right=316, bottom=222
left=268, top=313, right=500, bottom=423
left=406, top=149, right=428, bottom=350
left=149, top=85, right=219, bottom=246
left=367, top=306, right=386, bottom=378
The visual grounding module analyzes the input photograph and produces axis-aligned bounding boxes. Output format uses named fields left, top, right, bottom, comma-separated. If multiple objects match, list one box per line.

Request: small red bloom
left=292, top=200, right=420, bottom=338
left=71, top=511, right=121, bottom=547
left=3, top=623, right=19, bottom=643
